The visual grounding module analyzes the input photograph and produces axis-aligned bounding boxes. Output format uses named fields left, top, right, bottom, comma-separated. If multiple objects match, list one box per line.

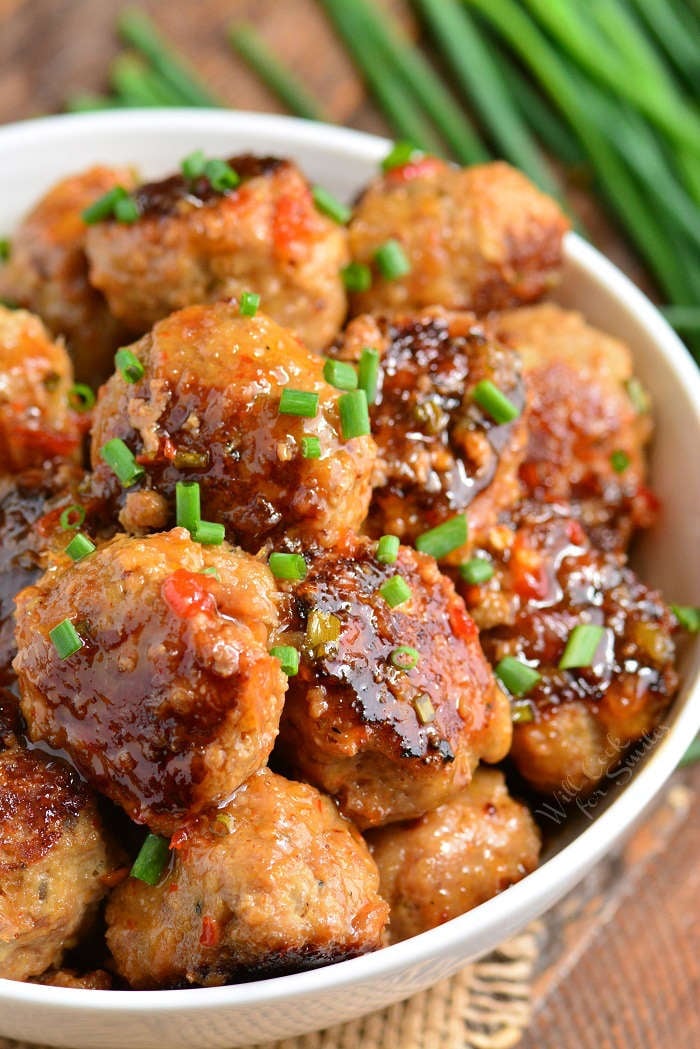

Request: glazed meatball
left=367, top=768, right=540, bottom=942
left=492, top=304, right=654, bottom=551
left=335, top=308, right=526, bottom=557
left=14, top=528, right=286, bottom=833
left=0, top=743, right=120, bottom=982
left=458, top=504, right=679, bottom=794
left=90, top=303, right=376, bottom=552
left=85, top=155, right=349, bottom=352
left=106, top=769, right=388, bottom=988
left=348, top=158, right=569, bottom=317
left=275, top=536, right=512, bottom=828
left=0, top=167, right=135, bottom=383
left=33, top=968, right=113, bottom=989
left=0, top=307, right=82, bottom=473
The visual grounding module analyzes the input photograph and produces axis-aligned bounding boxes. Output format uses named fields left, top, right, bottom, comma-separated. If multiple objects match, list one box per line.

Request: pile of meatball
left=0, top=147, right=682, bottom=990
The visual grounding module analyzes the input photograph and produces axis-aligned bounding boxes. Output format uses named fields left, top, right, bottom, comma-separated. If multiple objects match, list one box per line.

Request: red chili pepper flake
left=511, top=535, right=551, bottom=602
left=273, top=191, right=314, bottom=260
left=200, top=915, right=221, bottom=948
left=162, top=569, right=217, bottom=619
left=170, top=826, right=189, bottom=851
left=449, top=601, right=478, bottom=643
left=386, top=156, right=443, bottom=183
left=566, top=519, right=586, bottom=546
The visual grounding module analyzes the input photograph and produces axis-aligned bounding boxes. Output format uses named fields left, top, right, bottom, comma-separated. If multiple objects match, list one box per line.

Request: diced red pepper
left=200, top=915, right=221, bottom=948
left=449, top=600, right=478, bottom=643
left=386, top=156, right=443, bottom=183
left=162, top=569, right=216, bottom=619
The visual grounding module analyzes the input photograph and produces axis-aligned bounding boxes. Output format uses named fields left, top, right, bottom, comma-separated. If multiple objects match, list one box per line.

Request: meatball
left=458, top=504, right=679, bottom=794
left=275, top=536, right=512, bottom=828
left=14, top=528, right=286, bottom=833
left=0, top=744, right=120, bottom=982
left=0, top=167, right=135, bottom=383
left=90, top=303, right=376, bottom=552
left=0, top=307, right=82, bottom=473
left=106, top=769, right=388, bottom=988
left=347, top=158, right=569, bottom=317
left=492, top=304, right=654, bottom=551
left=335, top=308, right=526, bottom=557
left=367, top=768, right=540, bottom=942
left=85, top=155, right=349, bottom=352
left=33, top=968, right=113, bottom=989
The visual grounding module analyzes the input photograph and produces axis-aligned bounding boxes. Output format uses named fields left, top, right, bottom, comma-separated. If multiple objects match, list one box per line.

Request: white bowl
left=0, top=110, right=698, bottom=1049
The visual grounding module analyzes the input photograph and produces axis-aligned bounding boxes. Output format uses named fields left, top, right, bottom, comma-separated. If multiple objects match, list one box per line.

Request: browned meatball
left=14, top=528, right=286, bottom=834
left=0, top=307, right=82, bottom=473
left=348, top=158, right=569, bottom=317
left=90, top=304, right=376, bottom=552
left=0, top=167, right=135, bottom=383
left=275, top=536, right=512, bottom=828
left=106, top=769, right=388, bottom=988
left=33, top=968, right=113, bottom=989
left=85, top=155, right=349, bottom=352
left=457, top=504, right=679, bottom=794
left=367, top=768, right=540, bottom=942
left=335, top=308, right=526, bottom=558
left=0, top=743, right=120, bottom=982
left=492, top=304, right=655, bottom=551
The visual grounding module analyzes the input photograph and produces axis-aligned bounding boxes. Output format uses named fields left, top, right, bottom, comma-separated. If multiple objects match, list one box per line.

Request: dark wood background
left=0, top=3, right=698, bottom=1047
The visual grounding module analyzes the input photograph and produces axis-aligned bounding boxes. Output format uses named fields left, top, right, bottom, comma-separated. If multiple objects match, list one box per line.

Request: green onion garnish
left=65, top=533, right=96, bottom=562
left=306, top=609, right=341, bottom=647
left=358, top=346, right=381, bottom=405
left=415, top=515, right=468, bottom=559
left=494, top=656, right=541, bottom=697
left=374, top=239, right=411, bottom=280
left=376, top=534, right=400, bottom=564
left=390, top=645, right=420, bottom=671
left=100, top=438, right=145, bottom=488
left=312, top=186, right=351, bottom=225
left=341, top=262, right=372, bottom=293
left=323, top=359, right=358, bottom=391
left=270, top=645, right=300, bottom=676
left=204, top=158, right=239, bottom=192
left=626, top=377, right=650, bottom=414
left=511, top=700, right=535, bottom=724
left=0, top=238, right=10, bottom=262
left=671, top=605, right=700, bottom=633
left=115, top=347, right=145, bottom=384
left=279, top=388, right=319, bottom=418
left=379, top=574, right=412, bottom=607
left=82, top=185, right=129, bottom=224
left=130, top=833, right=170, bottom=886
left=172, top=448, right=209, bottom=469
left=113, top=196, right=140, bottom=224
left=301, top=435, right=321, bottom=459
left=67, top=383, right=96, bottom=413
left=175, top=480, right=201, bottom=535
left=192, top=520, right=225, bottom=545
left=559, top=624, right=606, bottom=670
left=459, top=557, right=494, bottom=585
left=239, top=290, right=260, bottom=317
left=269, top=552, right=307, bottom=581
left=338, top=389, right=371, bottom=439
left=181, top=150, right=207, bottom=180
left=382, top=141, right=423, bottom=172
left=59, top=505, right=85, bottom=530
left=200, top=566, right=220, bottom=579
left=610, top=449, right=630, bottom=473
left=413, top=693, right=435, bottom=724
left=49, top=619, right=83, bottom=660
left=473, top=380, right=520, bottom=424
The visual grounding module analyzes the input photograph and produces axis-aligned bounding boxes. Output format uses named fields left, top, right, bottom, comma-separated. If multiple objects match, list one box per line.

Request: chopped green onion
left=415, top=515, right=468, bottom=560
left=175, top=481, right=201, bottom=535
left=559, top=624, right=606, bottom=670
left=459, top=557, right=495, bottom=585
left=671, top=605, right=700, bottom=633
left=130, top=833, right=170, bottom=886
left=279, top=388, right=319, bottom=418
left=413, top=693, right=435, bottom=724
left=306, top=610, right=341, bottom=647
left=115, top=347, right=145, bottom=384
left=0, top=238, right=10, bottom=262
left=341, top=262, right=372, bottom=293
left=379, top=574, right=412, bottom=607
left=81, top=185, right=128, bottom=224
left=100, top=438, right=144, bottom=488
left=172, top=448, right=209, bottom=470
left=49, top=619, right=84, bottom=660
left=511, top=700, right=535, bottom=724
left=323, top=359, right=358, bottom=391
left=312, top=186, right=351, bottom=225
left=181, top=150, right=207, bottom=179
left=338, top=389, right=371, bottom=439
left=358, top=346, right=381, bottom=405
left=610, top=449, right=630, bottom=473
left=65, top=533, right=96, bottom=562
left=67, top=383, right=96, bottom=413
left=382, top=141, right=423, bottom=172
left=204, top=158, right=239, bottom=192
left=59, top=505, right=85, bottom=530
left=113, top=196, right=140, bottom=224
left=626, top=376, right=650, bottom=414
left=200, top=566, right=220, bottom=580
left=270, top=645, right=300, bottom=676
left=390, top=645, right=420, bottom=671
left=473, top=380, right=520, bottom=424
left=376, top=534, right=400, bottom=564
left=374, top=239, right=411, bottom=280
left=301, top=436, right=321, bottom=459
left=680, top=736, right=700, bottom=768
left=494, top=656, right=541, bottom=697
left=192, top=520, right=225, bottom=545
left=269, top=552, right=307, bottom=581
left=239, top=291, right=260, bottom=317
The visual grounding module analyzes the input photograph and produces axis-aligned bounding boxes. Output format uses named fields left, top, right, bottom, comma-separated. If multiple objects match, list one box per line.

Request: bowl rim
left=0, top=108, right=698, bottom=1015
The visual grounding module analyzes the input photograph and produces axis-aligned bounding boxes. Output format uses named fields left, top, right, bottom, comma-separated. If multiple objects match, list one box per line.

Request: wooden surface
left=0, top=2, right=697, bottom=1047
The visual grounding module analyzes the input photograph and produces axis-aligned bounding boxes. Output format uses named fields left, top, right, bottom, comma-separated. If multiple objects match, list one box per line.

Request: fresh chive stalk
left=415, top=515, right=468, bottom=559
left=473, top=380, right=520, bottom=424
left=118, top=8, right=220, bottom=107
left=110, top=53, right=178, bottom=107
left=229, top=23, right=329, bottom=122
left=671, top=605, right=700, bottom=633
left=175, top=481, right=201, bottom=534
left=358, top=347, right=381, bottom=404
left=100, top=438, right=144, bottom=488
left=338, top=389, right=371, bottom=439
left=559, top=623, right=606, bottom=669
left=312, top=185, right=352, bottom=225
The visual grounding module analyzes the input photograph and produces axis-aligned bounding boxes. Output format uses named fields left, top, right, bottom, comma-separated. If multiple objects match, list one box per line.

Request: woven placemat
left=0, top=924, right=541, bottom=1049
